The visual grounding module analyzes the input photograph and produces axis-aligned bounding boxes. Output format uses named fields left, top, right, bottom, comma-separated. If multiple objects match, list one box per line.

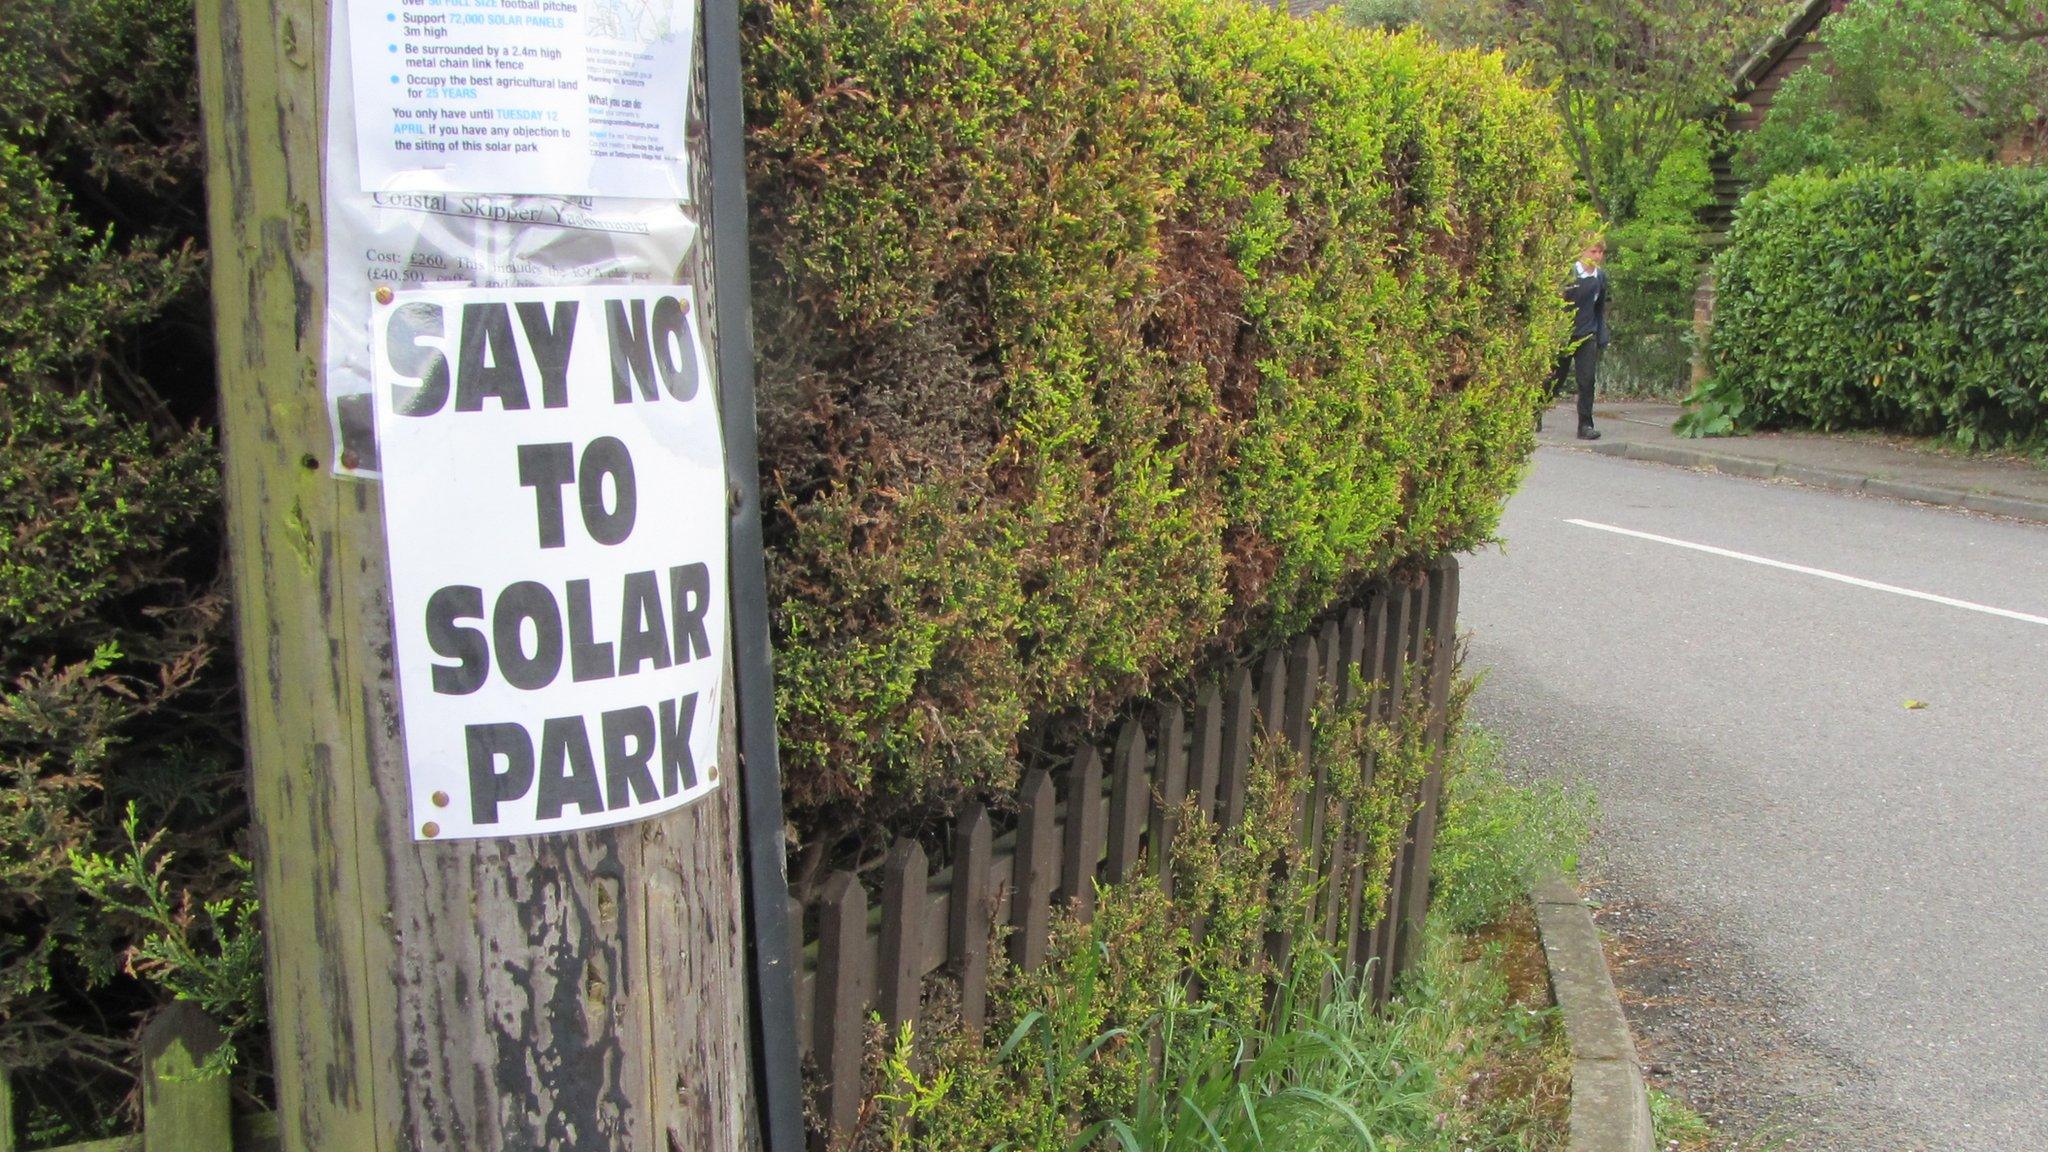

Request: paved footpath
left=1576, top=401, right=2048, bottom=522
left=1464, top=410, right=2048, bottom=1150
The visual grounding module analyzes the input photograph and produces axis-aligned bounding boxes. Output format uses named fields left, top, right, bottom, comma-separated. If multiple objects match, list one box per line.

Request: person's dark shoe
left=1577, top=424, right=1600, bottom=440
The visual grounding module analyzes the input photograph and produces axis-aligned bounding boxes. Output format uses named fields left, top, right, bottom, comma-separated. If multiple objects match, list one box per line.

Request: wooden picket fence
left=793, top=556, right=1463, bottom=1143
left=2, top=557, right=1458, bottom=1152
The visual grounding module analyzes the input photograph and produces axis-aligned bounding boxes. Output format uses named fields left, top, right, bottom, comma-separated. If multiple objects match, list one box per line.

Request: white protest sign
left=371, top=284, right=726, bottom=839
left=348, top=0, right=693, bottom=198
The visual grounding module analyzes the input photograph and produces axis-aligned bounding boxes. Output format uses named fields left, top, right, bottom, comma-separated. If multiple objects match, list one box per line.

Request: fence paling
left=1290, top=634, right=1323, bottom=849
left=1342, top=595, right=1388, bottom=976
left=1106, top=722, right=1147, bottom=887
left=879, top=841, right=927, bottom=1036
left=1257, top=647, right=1288, bottom=768
left=1386, top=571, right=1437, bottom=994
left=1370, top=579, right=1419, bottom=1005
left=1185, top=680, right=1228, bottom=951
left=1398, top=577, right=1436, bottom=995
left=1311, top=621, right=1348, bottom=1001
left=789, top=561, right=1462, bottom=1145
left=1216, top=665, right=1257, bottom=832
left=2, top=1007, right=287, bottom=1152
left=1319, top=618, right=1343, bottom=701
left=815, top=871, right=869, bottom=1145
left=1058, top=748, right=1105, bottom=920
left=1395, top=563, right=1461, bottom=980
left=1263, top=636, right=1319, bottom=978
left=1189, top=683, right=1223, bottom=822
left=1010, top=769, right=1058, bottom=973
left=139, top=1004, right=231, bottom=1152
left=1285, top=634, right=1318, bottom=764
left=1150, top=704, right=1190, bottom=896
left=1326, top=607, right=1370, bottom=961
left=949, top=805, right=993, bottom=1032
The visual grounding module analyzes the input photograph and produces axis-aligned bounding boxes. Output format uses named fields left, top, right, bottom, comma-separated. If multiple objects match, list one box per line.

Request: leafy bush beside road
left=1691, top=163, right=2048, bottom=447
left=747, top=0, right=1579, bottom=837
left=1737, top=0, right=2048, bottom=186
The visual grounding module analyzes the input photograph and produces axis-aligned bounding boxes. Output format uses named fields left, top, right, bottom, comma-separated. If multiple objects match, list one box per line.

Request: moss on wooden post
left=141, top=1005, right=232, bottom=1152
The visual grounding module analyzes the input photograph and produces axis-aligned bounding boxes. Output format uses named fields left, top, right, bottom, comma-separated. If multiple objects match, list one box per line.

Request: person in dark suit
left=1550, top=238, right=1609, bottom=440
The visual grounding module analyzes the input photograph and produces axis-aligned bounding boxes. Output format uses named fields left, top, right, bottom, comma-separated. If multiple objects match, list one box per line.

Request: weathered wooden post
left=140, top=1005, right=233, bottom=1152
left=194, top=0, right=793, bottom=1145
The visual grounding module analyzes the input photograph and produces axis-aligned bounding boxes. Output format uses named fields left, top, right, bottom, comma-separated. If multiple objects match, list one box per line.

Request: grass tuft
left=1649, top=1088, right=1713, bottom=1151
left=1430, top=725, right=1596, bottom=933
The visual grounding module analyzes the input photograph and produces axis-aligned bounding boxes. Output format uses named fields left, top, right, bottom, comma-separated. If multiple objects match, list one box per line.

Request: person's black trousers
left=1552, top=339, right=1599, bottom=429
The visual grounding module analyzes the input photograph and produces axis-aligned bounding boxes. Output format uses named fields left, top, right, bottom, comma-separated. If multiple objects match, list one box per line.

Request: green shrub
left=0, top=147, right=192, bottom=388
left=1696, top=163, right=2048, bottom=447
left=1430, top=724, right=1593, bottom=933
left=0, top=390, right=214, bottom=637
left=1606, top=127, right=1712, bottom=331
left=1342, top=0, right=1422, bottom=31
left=747, top=0, right=1579, bottom=834
left=859, top=667, right=1454, bottom=1151
left=1, top=0, right=251, bottom=1137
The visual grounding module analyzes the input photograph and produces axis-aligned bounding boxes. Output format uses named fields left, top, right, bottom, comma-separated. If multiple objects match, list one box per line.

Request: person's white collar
left=1575, top=261, right=1596, bottom=277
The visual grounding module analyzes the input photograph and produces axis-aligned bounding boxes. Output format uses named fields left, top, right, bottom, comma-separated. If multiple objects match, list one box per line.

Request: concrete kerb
left=1533, top=871, right=1655, bottom=1152
left=1589, top=441, right=2048, bottom=524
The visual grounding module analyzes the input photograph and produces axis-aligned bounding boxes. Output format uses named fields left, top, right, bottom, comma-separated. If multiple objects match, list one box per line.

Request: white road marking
left=1566, top=518, right=2048, bottom=628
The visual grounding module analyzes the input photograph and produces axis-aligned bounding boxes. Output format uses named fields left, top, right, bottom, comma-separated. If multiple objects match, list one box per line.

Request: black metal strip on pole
left=703, top=0, right=806, bottom=1146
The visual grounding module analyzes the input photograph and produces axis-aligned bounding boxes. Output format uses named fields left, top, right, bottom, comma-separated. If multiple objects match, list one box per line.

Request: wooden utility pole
left=194, top=1, right=766, bottom=1148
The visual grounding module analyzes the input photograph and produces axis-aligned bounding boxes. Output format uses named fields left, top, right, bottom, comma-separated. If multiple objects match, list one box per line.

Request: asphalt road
left=1462, top=446, right=2048, bottom=1151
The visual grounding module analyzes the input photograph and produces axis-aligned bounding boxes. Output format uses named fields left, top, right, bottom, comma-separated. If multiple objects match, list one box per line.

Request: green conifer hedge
left=746, top=0, right=1578, bottom=833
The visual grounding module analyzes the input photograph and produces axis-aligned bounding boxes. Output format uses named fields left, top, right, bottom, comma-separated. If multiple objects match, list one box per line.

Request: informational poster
left=370, top=285, right=726, bottom=839
left=319, top=0, right=700, bottom=478
left=323, top=0, right=721, bottom=838
left=347, top=0, right=693, bottom=198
